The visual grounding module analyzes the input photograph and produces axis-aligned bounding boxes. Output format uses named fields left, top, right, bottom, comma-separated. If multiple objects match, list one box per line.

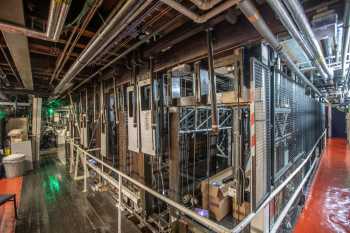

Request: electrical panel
left=127, top=86, right=139, bottom=153
left=80, top=113, right=88, bottom=148
left=138, top=79, right=156, bottom=156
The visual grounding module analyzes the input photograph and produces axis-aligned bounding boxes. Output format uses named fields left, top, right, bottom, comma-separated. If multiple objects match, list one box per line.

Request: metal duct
left=342, top=0, right=350, bottom=78
left=0, top=0, right=70, bottom=41
left=189, top=0, right=223, bottom=10
left=238, top=0, right=322, bottom=96
left=52, top=1, right=71, bottom=41
left=266, top=0, right=328, bottom=81
left=0, top=0, right=33, bottom=90
left=160, top=0, right=239, bottom=24
left=54, top=0, right=151, bottom=95
left=47, top=0, right=62, bottom=38
left=320, top=38, right=332, bottom=59
left=284, top=0, right=333, bottom=80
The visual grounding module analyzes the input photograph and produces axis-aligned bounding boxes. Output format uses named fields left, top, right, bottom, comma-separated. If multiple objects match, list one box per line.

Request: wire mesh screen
left=271, top=69, right=325, bottom=232
left=252, top=58, right=271, bottom=206
left=274, top=71, right=325, bottom=183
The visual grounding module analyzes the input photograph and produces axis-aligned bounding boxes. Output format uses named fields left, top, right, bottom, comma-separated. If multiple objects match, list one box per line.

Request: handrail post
left=69, top=139, right=74, bottom=174
left=74, top=149, right=79, bottom=179
left=83, top=151, right=87, bottom=193
left=118, top=175, right=122, bottom=233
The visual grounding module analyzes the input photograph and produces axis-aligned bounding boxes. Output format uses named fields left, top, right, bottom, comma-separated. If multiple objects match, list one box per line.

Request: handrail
left=270, top=158, right=318, bottom=233
left=67, top=139, right=232, bottom=233
left=231, top=129, right=326, bottom=233
left=66, top=128, right=326, bottom=233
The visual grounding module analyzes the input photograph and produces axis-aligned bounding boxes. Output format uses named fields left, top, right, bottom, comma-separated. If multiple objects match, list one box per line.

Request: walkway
left=0, top=176, right=22, bottom=233
left=1, top=156, right=141, bottom=233
left=294, top=138, right=350, bottom=233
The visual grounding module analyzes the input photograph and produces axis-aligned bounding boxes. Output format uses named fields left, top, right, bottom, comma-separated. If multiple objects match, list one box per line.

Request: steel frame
left=178, top=106, right=233, bottom=134
left=66, top=127, right=326, bottom=233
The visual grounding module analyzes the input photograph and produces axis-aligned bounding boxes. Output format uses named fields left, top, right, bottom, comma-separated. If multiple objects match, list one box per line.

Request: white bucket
left=3, top=153, right=26, bottom=178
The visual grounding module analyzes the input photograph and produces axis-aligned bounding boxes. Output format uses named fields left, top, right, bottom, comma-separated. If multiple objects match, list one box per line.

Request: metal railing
left=66, top=129, right=326, bottom=233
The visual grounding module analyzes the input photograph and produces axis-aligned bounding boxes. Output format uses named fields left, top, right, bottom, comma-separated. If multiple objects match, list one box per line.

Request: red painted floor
left=0, top=176, right=22, bottom=233
left=294, top=138, right=350, bottom=233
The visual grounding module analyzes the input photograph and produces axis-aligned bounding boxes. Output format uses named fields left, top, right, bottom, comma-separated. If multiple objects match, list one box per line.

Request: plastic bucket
left=3, top=153, right=26, bottom=178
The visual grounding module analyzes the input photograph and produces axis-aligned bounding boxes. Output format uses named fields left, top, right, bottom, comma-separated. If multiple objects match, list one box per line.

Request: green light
left=0, top=111, right=6, bottom=120
left=48, top=108, right=54, bottom=116
left=43, top=175, right=61, bottom=203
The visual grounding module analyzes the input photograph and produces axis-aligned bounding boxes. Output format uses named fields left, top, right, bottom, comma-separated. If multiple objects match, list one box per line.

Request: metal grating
left=252, top=58, right=271, bottom=206
left=271, top=69, right=325, bottom=231
left=273, top=71, right=325, bottom=182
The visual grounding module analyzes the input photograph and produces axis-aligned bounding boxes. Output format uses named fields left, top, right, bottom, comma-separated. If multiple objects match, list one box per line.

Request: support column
left=32, top=97, right=42, bottom=167
left=169, top=110, right=180, bottom=220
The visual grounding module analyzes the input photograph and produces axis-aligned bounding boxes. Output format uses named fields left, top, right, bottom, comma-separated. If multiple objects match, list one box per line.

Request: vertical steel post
left=32, top=97, right=42, bottom=167
left=132, top=63, right=137, bottom=126
left=206, top=28, right=218, bottom=134
left=118, top=175, right=122, bottom=233
left=69, top=140, right=74, bottom=173
left=83, top=152, right=87, bottom=192
left=74, top=150, right=79, bottom=179
left=194, top=61, right=201, bottom=103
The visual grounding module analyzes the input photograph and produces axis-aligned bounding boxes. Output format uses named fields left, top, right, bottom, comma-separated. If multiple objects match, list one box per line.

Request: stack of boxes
left=201, top=168, right=251, bottom=222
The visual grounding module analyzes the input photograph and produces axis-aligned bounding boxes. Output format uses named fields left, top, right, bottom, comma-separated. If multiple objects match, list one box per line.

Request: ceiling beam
left=0, top=88, right=51, bottom=97
left=0, top=0, right=33, bottom=90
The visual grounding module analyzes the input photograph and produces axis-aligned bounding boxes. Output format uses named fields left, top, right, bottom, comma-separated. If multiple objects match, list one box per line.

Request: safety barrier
left=66, top=129, right=326, bottom=233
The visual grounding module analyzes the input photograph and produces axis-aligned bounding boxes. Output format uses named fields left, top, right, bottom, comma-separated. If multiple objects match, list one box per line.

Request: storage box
left=8, top=129, right=25, bottom=143
left=201, top=168, right=234, bottom=221
left=233, top=202, right=250, bottom=221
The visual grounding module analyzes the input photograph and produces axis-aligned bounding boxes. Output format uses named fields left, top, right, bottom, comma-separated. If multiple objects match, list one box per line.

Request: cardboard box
left=202, top=194, right=232, bottom=221
left=8, top=129, right=25, bottom=143
left=201, top=168, right=234, bottom=221
left=233, top=202, right=250, bottom=221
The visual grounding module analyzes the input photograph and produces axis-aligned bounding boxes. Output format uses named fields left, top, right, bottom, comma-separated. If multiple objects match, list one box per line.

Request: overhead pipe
left=62, top=0, right=237, bottom=94
left=341, top=0, right=350, bottom=79
left=159, top=0, right=239, bottom=24
left=54, top=0, right=152, bottom=95
left=50, top=0, right=101, bottom=84
left=238, top=0, right=322, bottom=96
left=70, top=12, right=185, bottom=92
left=0, top=0, right=70, bottom=41
left=189, top=0, right=223, bottom=10
left=266, top=0, right=329, bottom=81
left=284, top=0, right=333, bottom=80
left=52, top=1, right=71, bottom=41
left=320, top=38, right=332, bottom=60
left=47, top=0, right=62, bottom=38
